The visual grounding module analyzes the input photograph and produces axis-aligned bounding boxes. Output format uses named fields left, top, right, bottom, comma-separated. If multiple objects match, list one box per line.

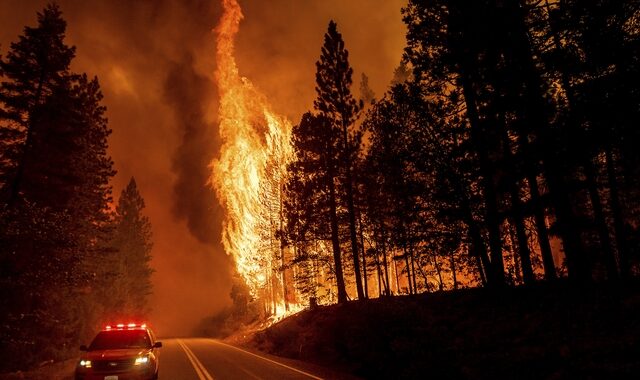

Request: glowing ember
left=210, top=0, right=294, bottom=311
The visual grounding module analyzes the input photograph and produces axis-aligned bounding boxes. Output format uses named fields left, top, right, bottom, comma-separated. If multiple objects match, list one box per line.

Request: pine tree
left=314, top=20, right=365, bottom=300
left=0, top=4, right=76, bottom=203
left=106, top=178, right=154, bottom=318
left=285, top=112, right=348, bottom=303
left=0, top=4, right=115, bottom=370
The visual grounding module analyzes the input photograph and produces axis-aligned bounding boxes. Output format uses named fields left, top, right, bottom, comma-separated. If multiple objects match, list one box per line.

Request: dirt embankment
left=250, top=283, right=640, bottom=379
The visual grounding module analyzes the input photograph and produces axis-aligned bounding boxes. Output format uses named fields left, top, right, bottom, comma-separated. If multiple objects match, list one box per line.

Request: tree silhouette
left=314, top=20, right=365, bottom=300
left=402, top=0, right=640, bottom=285
left=0, top=5, right=115, bottom=370
left=285, top=112, right=348, bottom=303
left=104, top=177, right=154, bottom=318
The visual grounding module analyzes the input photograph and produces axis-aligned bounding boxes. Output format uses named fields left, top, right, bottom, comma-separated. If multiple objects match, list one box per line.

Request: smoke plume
left=164, top=53, right=222, bottom=245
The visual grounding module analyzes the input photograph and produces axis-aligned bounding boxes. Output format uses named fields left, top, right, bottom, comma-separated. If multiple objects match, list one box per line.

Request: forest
left=0, top=5, right=154, bottom=372
left=268, top=0, right=640, bottom=307
left=245, top=1, right=640, bottom=377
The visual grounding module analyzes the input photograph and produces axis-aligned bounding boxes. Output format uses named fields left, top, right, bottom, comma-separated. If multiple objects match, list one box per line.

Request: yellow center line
left=210, top=339, right=324, bottom=380
left=177, top=339, right=215, bottom=380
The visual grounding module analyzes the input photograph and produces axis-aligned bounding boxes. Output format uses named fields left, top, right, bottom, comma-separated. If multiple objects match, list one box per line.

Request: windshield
left=88, top=330, right=151, bottom=350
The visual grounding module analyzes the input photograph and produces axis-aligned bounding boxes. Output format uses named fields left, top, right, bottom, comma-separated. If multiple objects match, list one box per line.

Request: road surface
left=159, top=338, right=329, bottom=380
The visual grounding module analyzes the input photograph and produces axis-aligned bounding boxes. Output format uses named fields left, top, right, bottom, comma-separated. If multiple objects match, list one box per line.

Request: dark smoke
left=164, top=53, right=222, bottom=245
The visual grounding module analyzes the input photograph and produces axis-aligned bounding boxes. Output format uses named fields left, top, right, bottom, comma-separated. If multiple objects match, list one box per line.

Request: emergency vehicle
left=75, top=323, right=161, bottom=380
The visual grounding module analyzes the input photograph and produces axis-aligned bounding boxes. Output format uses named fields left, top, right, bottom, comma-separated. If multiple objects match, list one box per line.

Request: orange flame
left=211, top=0, right=294, bottom=309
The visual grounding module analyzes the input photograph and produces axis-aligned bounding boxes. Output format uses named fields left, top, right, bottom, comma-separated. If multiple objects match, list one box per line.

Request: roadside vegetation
left=0, top=5, right=154, bottom=372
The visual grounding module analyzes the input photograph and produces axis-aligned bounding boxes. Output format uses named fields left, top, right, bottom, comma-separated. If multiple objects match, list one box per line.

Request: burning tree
left=283, top=21, right=367, bottom=304
left=211, top=0, right=299, bottom=316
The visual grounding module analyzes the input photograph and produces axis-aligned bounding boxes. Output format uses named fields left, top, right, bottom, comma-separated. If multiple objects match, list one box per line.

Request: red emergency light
left=104, top=322, right=147, bottom=331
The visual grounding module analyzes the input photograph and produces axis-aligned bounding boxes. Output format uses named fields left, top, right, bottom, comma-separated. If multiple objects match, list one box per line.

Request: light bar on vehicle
left=104, top=323, right=147, bottom=331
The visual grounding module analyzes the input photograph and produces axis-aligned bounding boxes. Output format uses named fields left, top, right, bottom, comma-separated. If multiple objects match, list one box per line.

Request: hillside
left=250, top=283, right=640, bottom=379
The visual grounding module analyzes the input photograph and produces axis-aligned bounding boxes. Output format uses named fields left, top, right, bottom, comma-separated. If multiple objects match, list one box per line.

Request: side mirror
left=153, top=341, right=163, bottom=348
left=79, top=345, right=88, bottom=351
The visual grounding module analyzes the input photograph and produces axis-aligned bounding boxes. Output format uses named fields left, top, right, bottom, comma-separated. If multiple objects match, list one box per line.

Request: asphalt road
left=159, top=338, right=327, bottom=380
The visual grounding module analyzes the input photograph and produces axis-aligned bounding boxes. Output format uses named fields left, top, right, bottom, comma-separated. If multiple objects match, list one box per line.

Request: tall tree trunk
left=474, top=249, right=488, bottom=287
left=432, top=254, right=444, bottom=291
left=381, top=224, right=391, bottom=296
left=513, top=0, right=589, bottom=282
left=403, top=246, right=413, bottom=294
left=408, top=239, right=418, bottom=293
left=358, top=212, right=369, bottom=298
left=461, top=197, right=491, bottom=285
left=327, top=166, right=348, bottom=303
left=525, top=163, right=557, bottom=281
left=533, top=91, right=587, bottom=282
left=605, top=147, right=630, bottom=279
left=279, top=181, right=289, bottom=311
left=416, top=260, right=431, bottom=292
left=499, top=120, right=535, bottom=284
left=451, top=168, right=492, bottom=285
left=372, top=242, right=385, bottom=297
left=584, top=159, right=618, bottom=280
left=508, top=221, right=523, bottom=284
left=459, top=67, right=505, bottom=287
left=509, top=197, right=534, bottom=284
left=450, top=250, right=459, bottom=290
left=393, top=253, right=401, bottom=294
left=341, top=123, right=364, bottom=300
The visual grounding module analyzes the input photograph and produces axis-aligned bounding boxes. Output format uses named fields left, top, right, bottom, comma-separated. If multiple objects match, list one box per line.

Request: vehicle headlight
left=134, top=356, right=149, bottom=365
left=78, top=359, right=92, bottom=368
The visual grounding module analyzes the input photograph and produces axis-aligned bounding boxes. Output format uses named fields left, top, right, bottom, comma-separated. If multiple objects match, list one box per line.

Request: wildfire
left=210, top=0, right=294, bottom=314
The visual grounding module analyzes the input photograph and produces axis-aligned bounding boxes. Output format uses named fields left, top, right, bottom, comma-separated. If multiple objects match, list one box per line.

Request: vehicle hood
left=83, top=348, right=150, bottom=360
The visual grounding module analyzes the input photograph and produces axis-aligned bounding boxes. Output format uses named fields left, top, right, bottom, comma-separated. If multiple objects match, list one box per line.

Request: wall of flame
left=211, top=0, right=293, bottom=298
